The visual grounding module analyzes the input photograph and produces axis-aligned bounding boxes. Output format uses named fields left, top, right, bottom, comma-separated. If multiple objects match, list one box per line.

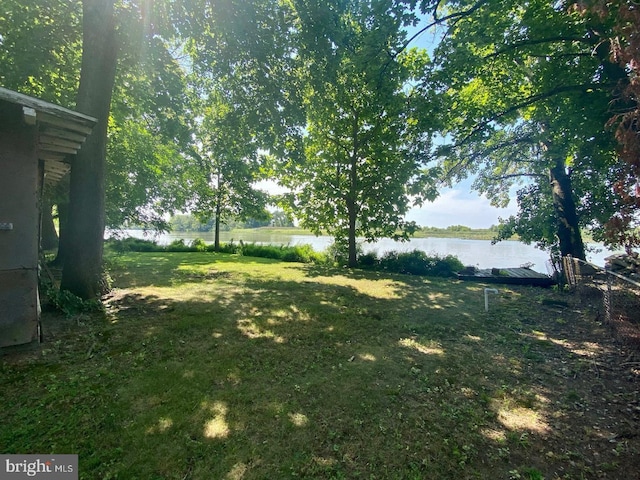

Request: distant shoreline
left=162, top=226, right=515, bottom=242
left=113, top=226, right=618, bottom=270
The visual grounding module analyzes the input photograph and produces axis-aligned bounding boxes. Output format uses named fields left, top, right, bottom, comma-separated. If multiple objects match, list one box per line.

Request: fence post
left=562, top=254, right=575, bottom=288
left=569, top=256, right=640, bottom=347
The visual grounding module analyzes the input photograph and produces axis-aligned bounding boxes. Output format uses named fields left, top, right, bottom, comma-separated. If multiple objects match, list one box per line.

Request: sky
left=257, top=178, right=520, bottom=229
left=258, top=11, right=521, bottom=230
left=400, top=16, right=521, bottom=228
left=405, top=182, right=519, bottom=229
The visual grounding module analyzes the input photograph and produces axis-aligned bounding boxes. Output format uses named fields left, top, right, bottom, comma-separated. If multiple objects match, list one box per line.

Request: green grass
left=1, top=252, right=637, bottom=479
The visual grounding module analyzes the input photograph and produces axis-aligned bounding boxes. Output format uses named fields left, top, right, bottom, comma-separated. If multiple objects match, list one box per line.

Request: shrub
left=281, top=244, right=317, bottom=263
left=379, top=249, right=427, bottom=275
left=231, top=242, right=326, bottom=264
left=190, top=238, right=208, bottom=252
left=378, top=249, right=463, bottom=277
left=280, top=248, right=300, bottom=262
left=357, top=252, right=378, bottom=269
left=106, top=237, right=161, bottom=253
left=434, top=254, right=465, bottom=277
left=241, top=242, right=280, bottom=259
left=215, top=241, right=241, bottom=254
left=326, top=240, right=364, bottom=266
left=293, top=243, right=326, bottom=264
left=167, top=239, right=192, bottom=252
left=47, top=288, right=104, bottom=316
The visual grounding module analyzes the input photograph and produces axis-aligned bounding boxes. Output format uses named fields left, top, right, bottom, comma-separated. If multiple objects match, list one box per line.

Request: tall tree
left=576, top=0, right=640, bottom=250
left=426, top=0, right=624, bottom=259
left=278, top=0, right=438, bottom=267
left=186, top=0, right=439, bottom=267
left=60, top=0, right=119, bottom=298
left=1, top=0, right=197, bottom=283
left=191, top=95, right=270, bottom=251
left=62, top=0, right=193, bottom=296
left=0, top=0, right=82, bottom=266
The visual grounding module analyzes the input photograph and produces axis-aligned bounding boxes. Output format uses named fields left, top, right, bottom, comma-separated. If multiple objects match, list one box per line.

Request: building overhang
left=0, top=87, right=97, bottom=186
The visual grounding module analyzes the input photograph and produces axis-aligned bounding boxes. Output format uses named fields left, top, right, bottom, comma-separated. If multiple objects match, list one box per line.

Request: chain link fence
left=563, top=255, right=640, bottom=350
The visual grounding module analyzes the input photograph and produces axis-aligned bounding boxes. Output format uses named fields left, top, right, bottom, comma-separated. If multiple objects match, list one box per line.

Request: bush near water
left=105, top=238, right=464, bottom=277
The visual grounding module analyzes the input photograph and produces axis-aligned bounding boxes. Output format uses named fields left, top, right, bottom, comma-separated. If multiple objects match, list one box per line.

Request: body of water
left=109, top=229, right=620, bottom=275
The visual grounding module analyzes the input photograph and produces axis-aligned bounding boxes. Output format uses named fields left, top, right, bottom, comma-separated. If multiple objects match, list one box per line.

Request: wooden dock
left=457, top=267, right=556, bottom=287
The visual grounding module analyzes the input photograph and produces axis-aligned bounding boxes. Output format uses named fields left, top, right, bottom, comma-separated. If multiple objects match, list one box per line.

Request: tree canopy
left=1, top=0, right=639, bottom=296
left=276, top=0, right=439, bottom=266
left=424, top=0, right=627, bottom=259
left=189, top=90, right=270, bottom=250
left=1, top=0, right=199, bottom=296
left=579, top=0, right=640, bottom=250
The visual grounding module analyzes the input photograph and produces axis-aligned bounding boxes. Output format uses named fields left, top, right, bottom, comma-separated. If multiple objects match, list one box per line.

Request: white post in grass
left=484, top=288, right=499, bottom=312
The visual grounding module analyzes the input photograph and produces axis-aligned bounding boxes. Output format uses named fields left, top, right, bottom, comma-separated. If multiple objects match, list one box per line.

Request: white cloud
left=256, top=178, right=518, bottom=229
left=407, top=187, right=518, bottom=229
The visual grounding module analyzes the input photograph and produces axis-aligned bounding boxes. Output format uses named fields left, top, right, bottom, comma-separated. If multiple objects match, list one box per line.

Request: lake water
left=109, top=229, right=620, bottom=275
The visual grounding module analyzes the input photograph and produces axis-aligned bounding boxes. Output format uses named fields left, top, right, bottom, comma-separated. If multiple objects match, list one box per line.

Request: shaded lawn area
left=1, top=252, right=639, bottom=479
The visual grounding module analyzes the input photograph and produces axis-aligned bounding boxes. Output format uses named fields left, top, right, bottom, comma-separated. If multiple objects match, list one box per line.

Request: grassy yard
left=1, top=252, right=639, bottom=479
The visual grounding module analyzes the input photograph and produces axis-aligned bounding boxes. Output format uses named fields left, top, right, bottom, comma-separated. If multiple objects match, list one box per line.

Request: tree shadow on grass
left=109, top=251, right=284, bottom=288
left=97, top=282, right=479, bottom=477
left=90, top=270, right=640, bottom=478
left=7, top=259, right=638, bottom=479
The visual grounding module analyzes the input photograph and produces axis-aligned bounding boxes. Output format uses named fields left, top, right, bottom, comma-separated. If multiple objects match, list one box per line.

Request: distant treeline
left=169, top=211, right=294, bottom=232
left=425, top=225, right=498, bottom=232
left=416, top=225, right=508, bottom=241
left=166, top=214, right=503, bottom=239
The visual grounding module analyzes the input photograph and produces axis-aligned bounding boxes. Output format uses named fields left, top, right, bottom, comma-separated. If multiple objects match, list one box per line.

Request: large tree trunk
left=61, top=0, right=118, bottom=299
left=549, top=160, right=586, bottom=260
